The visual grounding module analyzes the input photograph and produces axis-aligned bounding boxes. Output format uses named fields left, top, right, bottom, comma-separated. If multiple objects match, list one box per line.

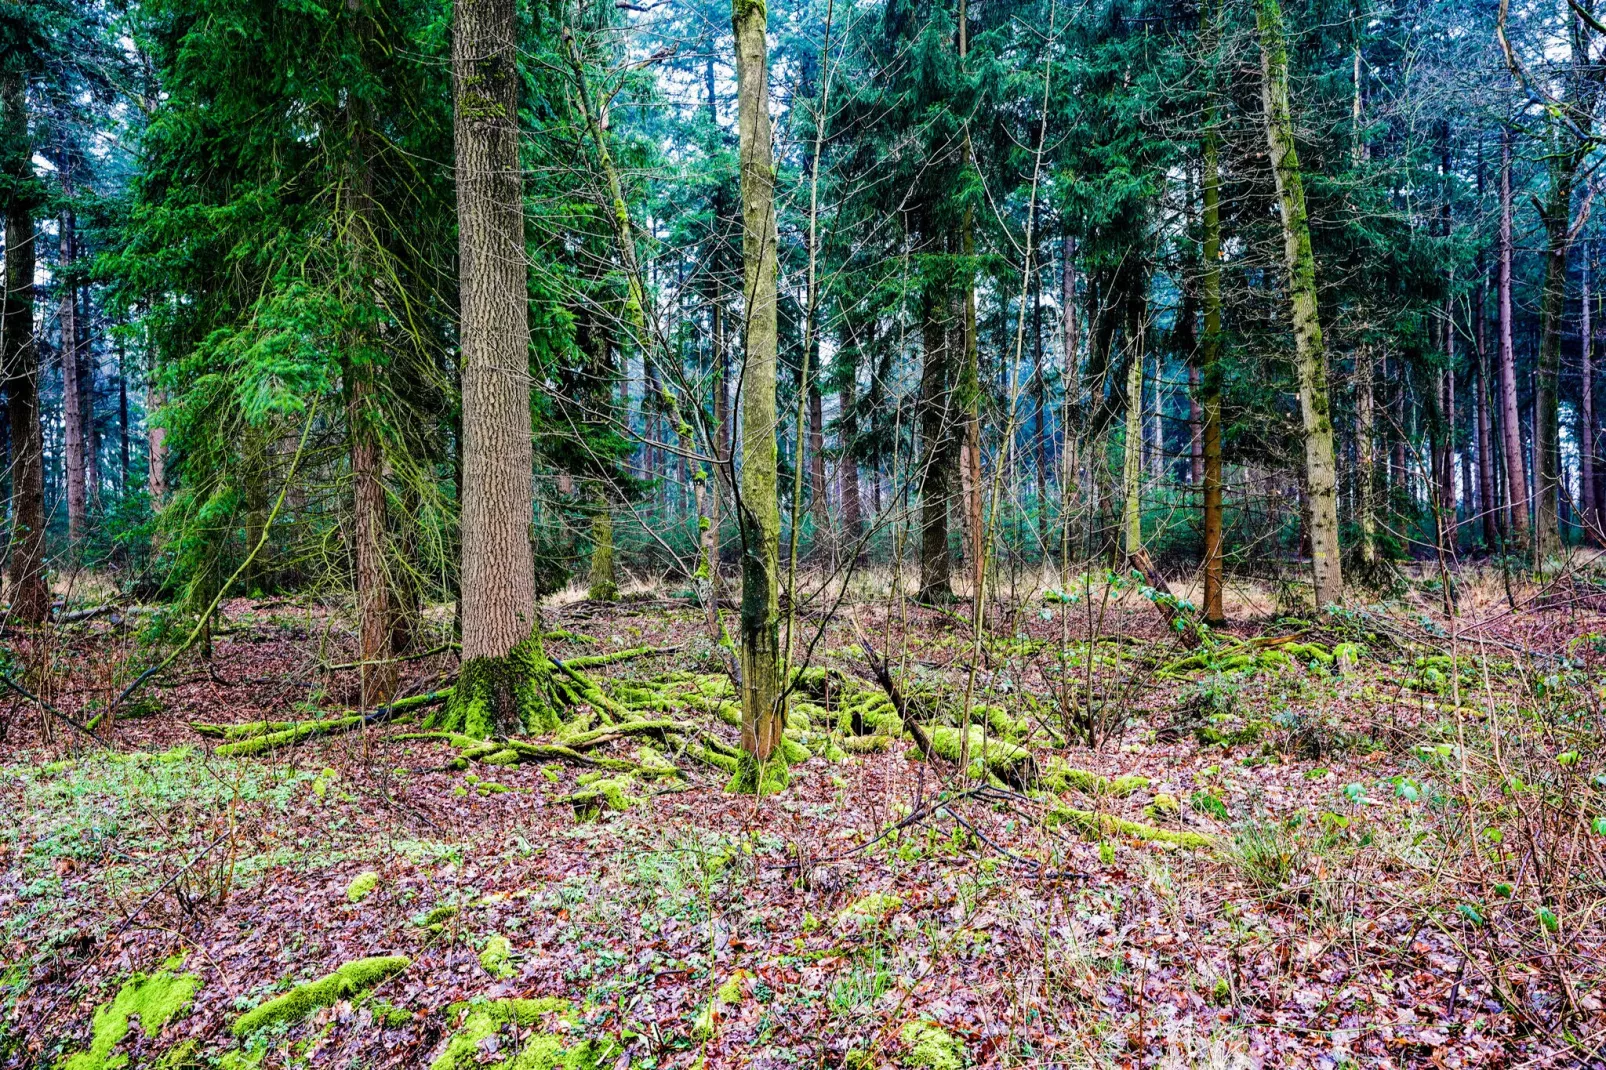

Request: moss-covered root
left=233, top=955, right=409, bottom=1037
left=560, top=774, right=642, bottom=820
left=1044, top=804, right=1215, bottom=849
left=199, top=689, right=449, bottom=755
left=62, top=961, right=200, bottom=1070
left=1039, top=757, right=1149, bottom=798
left=925, top=725, right=1036, bottom=786
left=432, top=998, right=619, bottom=1070
left=430, top=629, right=562, bottom=738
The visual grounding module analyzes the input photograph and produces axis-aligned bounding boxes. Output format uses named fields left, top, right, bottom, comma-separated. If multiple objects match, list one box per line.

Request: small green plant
left=1227, top=820, right=1302, bottom=896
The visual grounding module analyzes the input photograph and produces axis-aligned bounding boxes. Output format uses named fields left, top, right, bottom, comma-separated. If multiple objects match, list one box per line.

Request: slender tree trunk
left=837, top=327, right=863, bottom=552
left=1582, top=246, right=1597, bottom=540
left=732, top=0, right=784, bottom=789
left=59, top=198, right=86, bottom=549
left=918, top=284, right=957, bottom=602
left=1188, top=364, right=1202, bottom=488
left=2, top=67, right=47, bottom=622
left=147, top=388, right=167, bottom=502
left=1123, top=345, right=1143, bottom=556
left=1534, top=169, right=1573, bottom=557
left=79, top=287, right=99, bottom=514
left=1357, top=348, right=1376, bottom=564
left=1497, top=128, right=1529, bottom=547
left=1258, top=0, right=1342, bottom=606
left=1199, top=3, right=1226, bottom=622
left=346, top=83, right=395, bottom=706
left=707, top=301, right=727, bottom=601
left=446, top=0, right=552, bottom=737
left=808, top=381, right=826, bottom=551
left=118, top=329, right=129, bottom=492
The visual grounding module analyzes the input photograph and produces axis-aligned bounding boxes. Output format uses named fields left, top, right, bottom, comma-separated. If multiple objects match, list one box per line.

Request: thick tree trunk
left=59, top=200, right=86, bottom=549
left=1258, top=0, right=1342, bottom=607
left=1198, top=15, right=1226, bottom=623
left=445, top=0, right=552, bottom=738
left=147, top=390, right=167, bottom=502
left=1582, top=248, right=1597, bottom=540
left=1497, top=129, right=1528, bottom=546
left=732, top=0, right=784, bottom=791
left=838, top=377, right=862, bottom=551
left=2, top=69, right=47, bottom=623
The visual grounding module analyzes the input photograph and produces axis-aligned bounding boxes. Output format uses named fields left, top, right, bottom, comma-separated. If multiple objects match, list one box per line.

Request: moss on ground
left=926, top=725, right=1035, bottom=784
left=1039, top=758, right=1148, bottom=797
left=346, top=871, right=380, bottom=902
left=60, top=960, right=200, bottom=1070
left=431, top=998, right=618, bottom=1070
left=480, top=936, right=516, bottom=979
left=232, top=955, right=409, bottom=1037
left=837, top=892, right=903, bottom=929
left=899, top=1020, right=964, bottom=1070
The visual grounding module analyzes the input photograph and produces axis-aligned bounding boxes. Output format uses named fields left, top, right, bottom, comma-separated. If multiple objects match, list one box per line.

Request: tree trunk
left=1534, top=169, right=1572, bottom=557
left=445, top=0, right=553, bottom=738
left=1258, top=0, right=1342, bottom=607
left=1497, top=128, right=1529, bottom=547
left=1199, top=12, right=1226, bottom=623
left=838, top=370, right=863, bottom=552
left=2, top=68, right=48, bottom=623
left=1188, top=364, right=1202, bottom=488
left=118, top=328, right=129, bottom=492
left=346, top=81, right=395, bottom=706
left=807, top=381, right=827, bottom=552
left=147, top=389, right=167, bottom=502
left=918, top=283, right=957, bottom=603
left=59, top=199, right=86, bottom=549
left=732, top=0, right=784, bottom=791
left=1582, top=246, right=1597, bottom=540
left=1123, top=345, right=1143, bottom=556
left=1356, top=347, right=1376, bottom=564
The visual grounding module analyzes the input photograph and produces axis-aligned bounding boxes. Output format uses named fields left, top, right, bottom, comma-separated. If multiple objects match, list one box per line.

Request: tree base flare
left=725, top=750, right=789, bottom=795
left=432, top=631, right=560, bottom=737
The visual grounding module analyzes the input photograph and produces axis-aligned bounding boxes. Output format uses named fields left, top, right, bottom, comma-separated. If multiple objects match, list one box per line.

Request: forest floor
left=1, top=565, right=1604, bottom=1070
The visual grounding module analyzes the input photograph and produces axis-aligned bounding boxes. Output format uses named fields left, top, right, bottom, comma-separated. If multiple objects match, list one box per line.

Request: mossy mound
left=563, top=774, right=642, bottom=819
left=61, top=960, right=200, bottom=1070
left=926, top=725, right=1035, bottom=786
left=899, top=1020, right=964, bottom=1070
left=479, top=935, right=516, bottom=979
left=431, top=998, right=619, bottom=1070
left=346, top=871, right=380, bottom=903
left=233, top=955, right=409, bottom=1037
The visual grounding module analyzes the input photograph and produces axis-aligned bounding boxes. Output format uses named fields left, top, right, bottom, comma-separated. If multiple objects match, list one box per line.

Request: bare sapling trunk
left=1357, top=347, right=1377, bottom=565
left=731, top=0, right=784, bottom=793
left=1534, top=170, right=1573, bottom=559
left=441, top=0, right=555, bottom=738
left=1258, top=0, right=1343, bottom=607
left=1498, top=128, right=1529, bottom=547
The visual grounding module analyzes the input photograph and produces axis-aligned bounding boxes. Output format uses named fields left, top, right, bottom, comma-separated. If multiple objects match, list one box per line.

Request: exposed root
left=1044, top=804, right=1215, bottom=849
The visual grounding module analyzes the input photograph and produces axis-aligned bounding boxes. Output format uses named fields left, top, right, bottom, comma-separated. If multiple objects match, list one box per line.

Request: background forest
left=2, top=0, right=1606, bottom=1065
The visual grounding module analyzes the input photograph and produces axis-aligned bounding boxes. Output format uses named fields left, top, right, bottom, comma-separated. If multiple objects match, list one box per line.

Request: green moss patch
left=431, top=998, right=618, bottom=1070
left=232, top=954, right=409, bottom=1037
left=480, top=935, right=516, bottom=979
left=61, top=960, right=200, bottom=1070
left=837, top=892, right=903, bottom=929
left=899, top=1020, right=964, bottom=1070
left=346, top=871, right=380, bottom=903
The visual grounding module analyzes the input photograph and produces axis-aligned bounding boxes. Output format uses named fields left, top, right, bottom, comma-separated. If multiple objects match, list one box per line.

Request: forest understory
left=4, top=565, right=1603, bottom=1070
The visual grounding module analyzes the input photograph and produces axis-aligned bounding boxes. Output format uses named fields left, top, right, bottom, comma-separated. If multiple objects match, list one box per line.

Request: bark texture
left=1199, top=71, right=1225, bottom=622
left=1497, top=129, right=1528, bottom=546
left=2, top=66, right=47, bottom=622
left=731, top=0, right=784, bottom=792
left=447, top=0, right=550, bottom=737
left=59, top=195, right=86, bottom=548
left=1258, top=0, right=1342, bottom=607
